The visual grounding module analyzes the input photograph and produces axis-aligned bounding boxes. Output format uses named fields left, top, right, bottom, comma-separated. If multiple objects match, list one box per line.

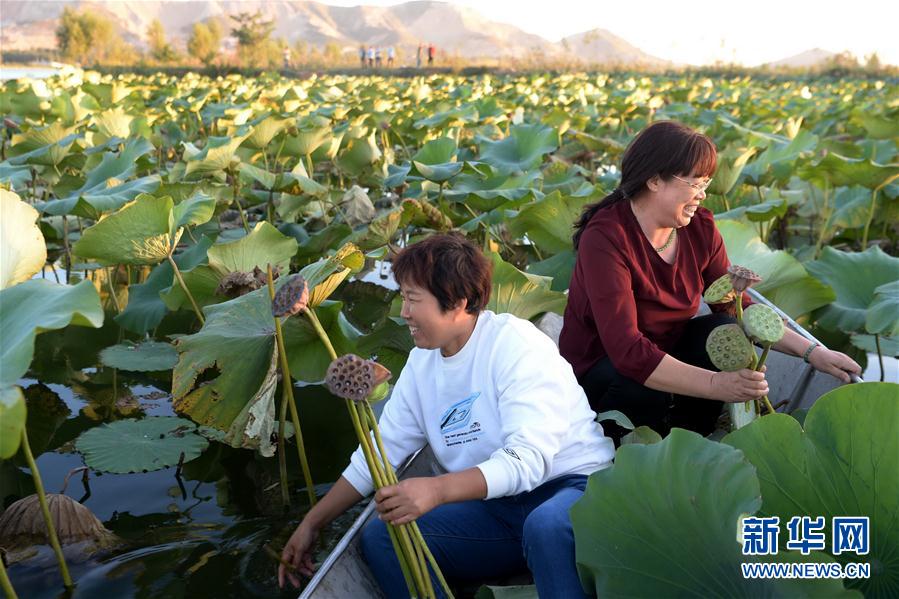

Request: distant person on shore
left=375, top=47, right=382, bottom=67
left=359, top=45, right=366, bottom=67
left=428, top=43, right=435, bottom=66
left=282, top=47, right=291, bottom=69
left=367, top=46, right=375, bottom=68
left=387, top=46, right=395, bottom=67
left=416, top=43, right=423, bottom=68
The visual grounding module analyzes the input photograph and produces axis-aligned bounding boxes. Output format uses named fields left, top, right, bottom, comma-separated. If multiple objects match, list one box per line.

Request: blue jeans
left=360, top=474, right=591, bottom=598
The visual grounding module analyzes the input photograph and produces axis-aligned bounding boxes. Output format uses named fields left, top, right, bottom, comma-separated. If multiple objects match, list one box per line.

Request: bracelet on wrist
left=802, top=342, right=819, bottom=363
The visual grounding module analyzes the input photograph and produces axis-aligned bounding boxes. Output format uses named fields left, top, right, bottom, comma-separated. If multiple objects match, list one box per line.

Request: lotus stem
left=62, top=216, right=72, bottom=284
left=304, top=308, right=338, bottom=361
left=105, top=266, right=122, bottom=313
left=734, top=293, right=744, bottom=326
left=277, top=380, right=290, bottom=508
left=166, top=254, right=205, bottom=325
left=229, top=168, right=250, bottom=233
left=305, top=154, right=314, bottom=181
left=0, top=556, right=17, bottom=599
left=862, top=174, right=899, bottom=250
left=750, top=351, right=776, bottom=415
left=267, top=266, right=316, bottom=507
left=20, top=429, right=73, bottom=589
left=875, top=334, right=884, bottom=382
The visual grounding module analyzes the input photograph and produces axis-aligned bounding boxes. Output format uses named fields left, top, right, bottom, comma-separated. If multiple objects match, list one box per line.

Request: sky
left=329, top=0, right=897, bottom=66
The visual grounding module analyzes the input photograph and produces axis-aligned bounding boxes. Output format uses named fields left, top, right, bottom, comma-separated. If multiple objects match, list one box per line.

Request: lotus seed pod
left=743, top=304, right=785, bottom=345
left=0, top=493, right=117, bottom=549
left=271, top=274, right=309, bottom=318
left=706, top=324, right=755, bottom=372
left=325, top=354, right=376, bottom=402
left=727, top=265, right=762, bottom=293
left=703, top=274, right=736, bottom=304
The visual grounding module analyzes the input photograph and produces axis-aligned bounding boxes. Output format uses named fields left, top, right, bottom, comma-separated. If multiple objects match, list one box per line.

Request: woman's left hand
left=375, top=477, right=443, bottom=525
left=808, top=346, right=862, bottom=383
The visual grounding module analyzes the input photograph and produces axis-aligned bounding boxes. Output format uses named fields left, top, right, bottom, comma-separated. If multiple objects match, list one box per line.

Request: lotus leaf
left=478, top=124, right=558, bottom=174
left=866, top=281, right=899, bottom=337
left=709, top=145, right=757, bottom=196
left=340, top=185, right=376, bottom=227
left=0, top=386, right=26, bottom=459
left=487, top=253, right=566, bottom=320
left=0, top=279, right=103, bottom=387
left=725, top=382, right=899, bottom=597
left=73, top=194, right=175, bottom=265
left=1, top=189, right=46, bottom=289
left=99, top=341, right=178, bottom=372
left=75, top=416, right=209, bottom=474
left=507, top=191, right=583, bottom=254
left=849, top=333, right=899, bottom=358
left=7, top=122, right=78, bottom=167
left=799, top=153, right=899, bottom=189
left=806, top=246, right=899, bottom=333
left=184, top=133, right=249, bottom=179
left=572, top=428, right=855, bottom=597
left=299, top=242, right=365, bottom=308
left=526, top=250, right=575, bottom=292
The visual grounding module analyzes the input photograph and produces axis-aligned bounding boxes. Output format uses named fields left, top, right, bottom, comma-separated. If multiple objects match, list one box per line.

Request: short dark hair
left=573, top=120, right=717, bottom=248
left=391, top=232, right=492, bottom=314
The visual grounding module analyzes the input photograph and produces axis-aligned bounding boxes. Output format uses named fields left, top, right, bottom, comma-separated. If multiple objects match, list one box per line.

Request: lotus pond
left=1, top=69, right=898, bottom=598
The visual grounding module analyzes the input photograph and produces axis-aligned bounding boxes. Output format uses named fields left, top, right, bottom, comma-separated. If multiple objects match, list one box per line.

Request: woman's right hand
left=710, top=367, right=769, bottom=402
left=279, top=521, right=320, bottom=589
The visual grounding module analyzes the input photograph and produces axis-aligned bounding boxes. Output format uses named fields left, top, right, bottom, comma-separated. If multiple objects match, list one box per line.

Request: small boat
left=300, top=289, right=861, bottom=598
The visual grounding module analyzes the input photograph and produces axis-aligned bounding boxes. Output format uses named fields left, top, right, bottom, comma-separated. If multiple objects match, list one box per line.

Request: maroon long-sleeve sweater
left=559, top=201, right=743, bottom=384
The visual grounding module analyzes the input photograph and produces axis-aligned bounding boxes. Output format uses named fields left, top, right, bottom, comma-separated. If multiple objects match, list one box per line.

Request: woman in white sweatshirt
left=279, top=233, right=615, bottom=597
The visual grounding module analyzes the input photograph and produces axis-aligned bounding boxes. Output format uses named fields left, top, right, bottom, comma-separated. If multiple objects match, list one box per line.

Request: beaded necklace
left=655, top=228, right=676, bottom=253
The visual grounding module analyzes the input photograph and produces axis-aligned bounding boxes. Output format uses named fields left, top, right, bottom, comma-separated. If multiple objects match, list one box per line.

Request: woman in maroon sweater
left=559, top=121, right=860, bottom=442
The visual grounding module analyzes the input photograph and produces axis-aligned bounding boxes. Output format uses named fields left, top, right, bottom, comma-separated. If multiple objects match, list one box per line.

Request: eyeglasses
left=672, top=174, right=713, bottom=192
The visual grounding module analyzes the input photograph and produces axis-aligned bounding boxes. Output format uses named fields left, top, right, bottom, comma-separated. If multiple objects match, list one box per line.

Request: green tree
left=147, top=19, right=178, bottom=63
left=55, top=7, right=136, bottom=65
left=230, top=11, right=276, bottom=68
left=187, top=20, right=222, bottom=66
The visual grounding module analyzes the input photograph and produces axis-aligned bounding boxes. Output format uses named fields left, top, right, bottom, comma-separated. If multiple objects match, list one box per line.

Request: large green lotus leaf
left=7, top=122, right=78, bottom=167
left=507, top=191, right=583, bottom=254
left=413, top=104, right=479, bottom=129
left=242, top=114, right=289, bottom=150
left=282, top=301, right=359, bottom=382
left=73, top=194, right=175, bottom=266
left=92, top=106, right=134, bottom=142
left=1, top=189, right=46, bottom=290
left=444, top=169, right=543, bottom=210
left=335, top=132, right=382, bottom=177
left=716, top=219, right=834, bottom=318
left=281, top=119, right=331, bottom=157
left=115, top=236, right=213, bottom=334
left=356, top=317, right=413, bottom=382
left=160, top=264, right=221, bottom=311
left=99, top=341, right=178, bottom=372
left=724, top=383, right=899, bottom=597
left=0, top=162, right=32, bottom=190
left=806, top=246, right=899, bottom=333
left=0, top=386, right=26, bottom=459
left=0, top=279, right=103, bottom=387
left=207, top=221, right=298, bottom=277
left=172, top=192, right=216, bottom=230
left=75, top=417, right=209, bottom=474
left=171, top=286, right=281, bottom=455
left=853, top=111, right=899, bottom=140
left=799, top=153, right=899, bottom=189
left=571, top=428, right=854, bottom=598
left=412, top=137, right=462, bottom=182
left=526, top=250, right=575, bottom=292
left=709, top=145, right=757, bottom=196
left=413, top=160, right=463, bottom=183
left=299, top=243, right=365, bottom=308
left=487, top=253, right=567, bottom=320
left=351, top=209, right=403, bottom=251
left=865, top=281, right=899, bottom=337
left=42, top=175, right=162, bottom=219
left=478, top=124, right=558, bottom=174
left=184, top=133, right=249, bottom=179
left=849, top=333, right=899, bottom=358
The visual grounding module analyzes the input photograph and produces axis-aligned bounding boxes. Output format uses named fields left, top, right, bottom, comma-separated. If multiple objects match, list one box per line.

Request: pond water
left=0, top=67, right=60, bottom=81
left=3, top=307, right=370, bottom=599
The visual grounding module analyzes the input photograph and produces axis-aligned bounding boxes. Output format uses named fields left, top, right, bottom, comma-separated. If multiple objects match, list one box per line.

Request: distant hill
left=0, top=0, right=657, bottom=64
left=559, top=28, right=667, bottom=67
left=765, top=48, right=836, bottom=68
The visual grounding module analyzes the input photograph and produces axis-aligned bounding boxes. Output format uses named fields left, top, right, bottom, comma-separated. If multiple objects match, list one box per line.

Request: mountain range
left=0, top=0, right=668, bottom=65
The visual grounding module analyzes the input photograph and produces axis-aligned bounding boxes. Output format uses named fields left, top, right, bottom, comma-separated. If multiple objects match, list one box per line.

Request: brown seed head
left=326, top=354, right=376, bottom=402
left=271, top=274, right=309, bottom=317
left=727, top=265, right=762, bottom=293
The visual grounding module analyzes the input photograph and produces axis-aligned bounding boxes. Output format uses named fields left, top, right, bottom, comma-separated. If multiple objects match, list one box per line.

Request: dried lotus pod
left=706, top=324, right=755, bottom=372
left=215, top=270, right=257, bottom=298
left=727, top=265, right=762, bottom=293
left=0, top=493, right=117, bottom=550
left=271, top=274, right=309, bottom=317
left=742, top=304, right=785, bottom=345
left=703, top=274, right=736, bottom=305
left=325, top=354, right=393, bottom=402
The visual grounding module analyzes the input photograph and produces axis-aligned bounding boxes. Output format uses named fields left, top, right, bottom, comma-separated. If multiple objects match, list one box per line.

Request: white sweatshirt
left=341, top=310, right=615, bottom=499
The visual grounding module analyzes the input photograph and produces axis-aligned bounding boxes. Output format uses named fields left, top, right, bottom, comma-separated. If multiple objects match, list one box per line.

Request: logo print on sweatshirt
left=439, top=392, right=480, bottom=433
